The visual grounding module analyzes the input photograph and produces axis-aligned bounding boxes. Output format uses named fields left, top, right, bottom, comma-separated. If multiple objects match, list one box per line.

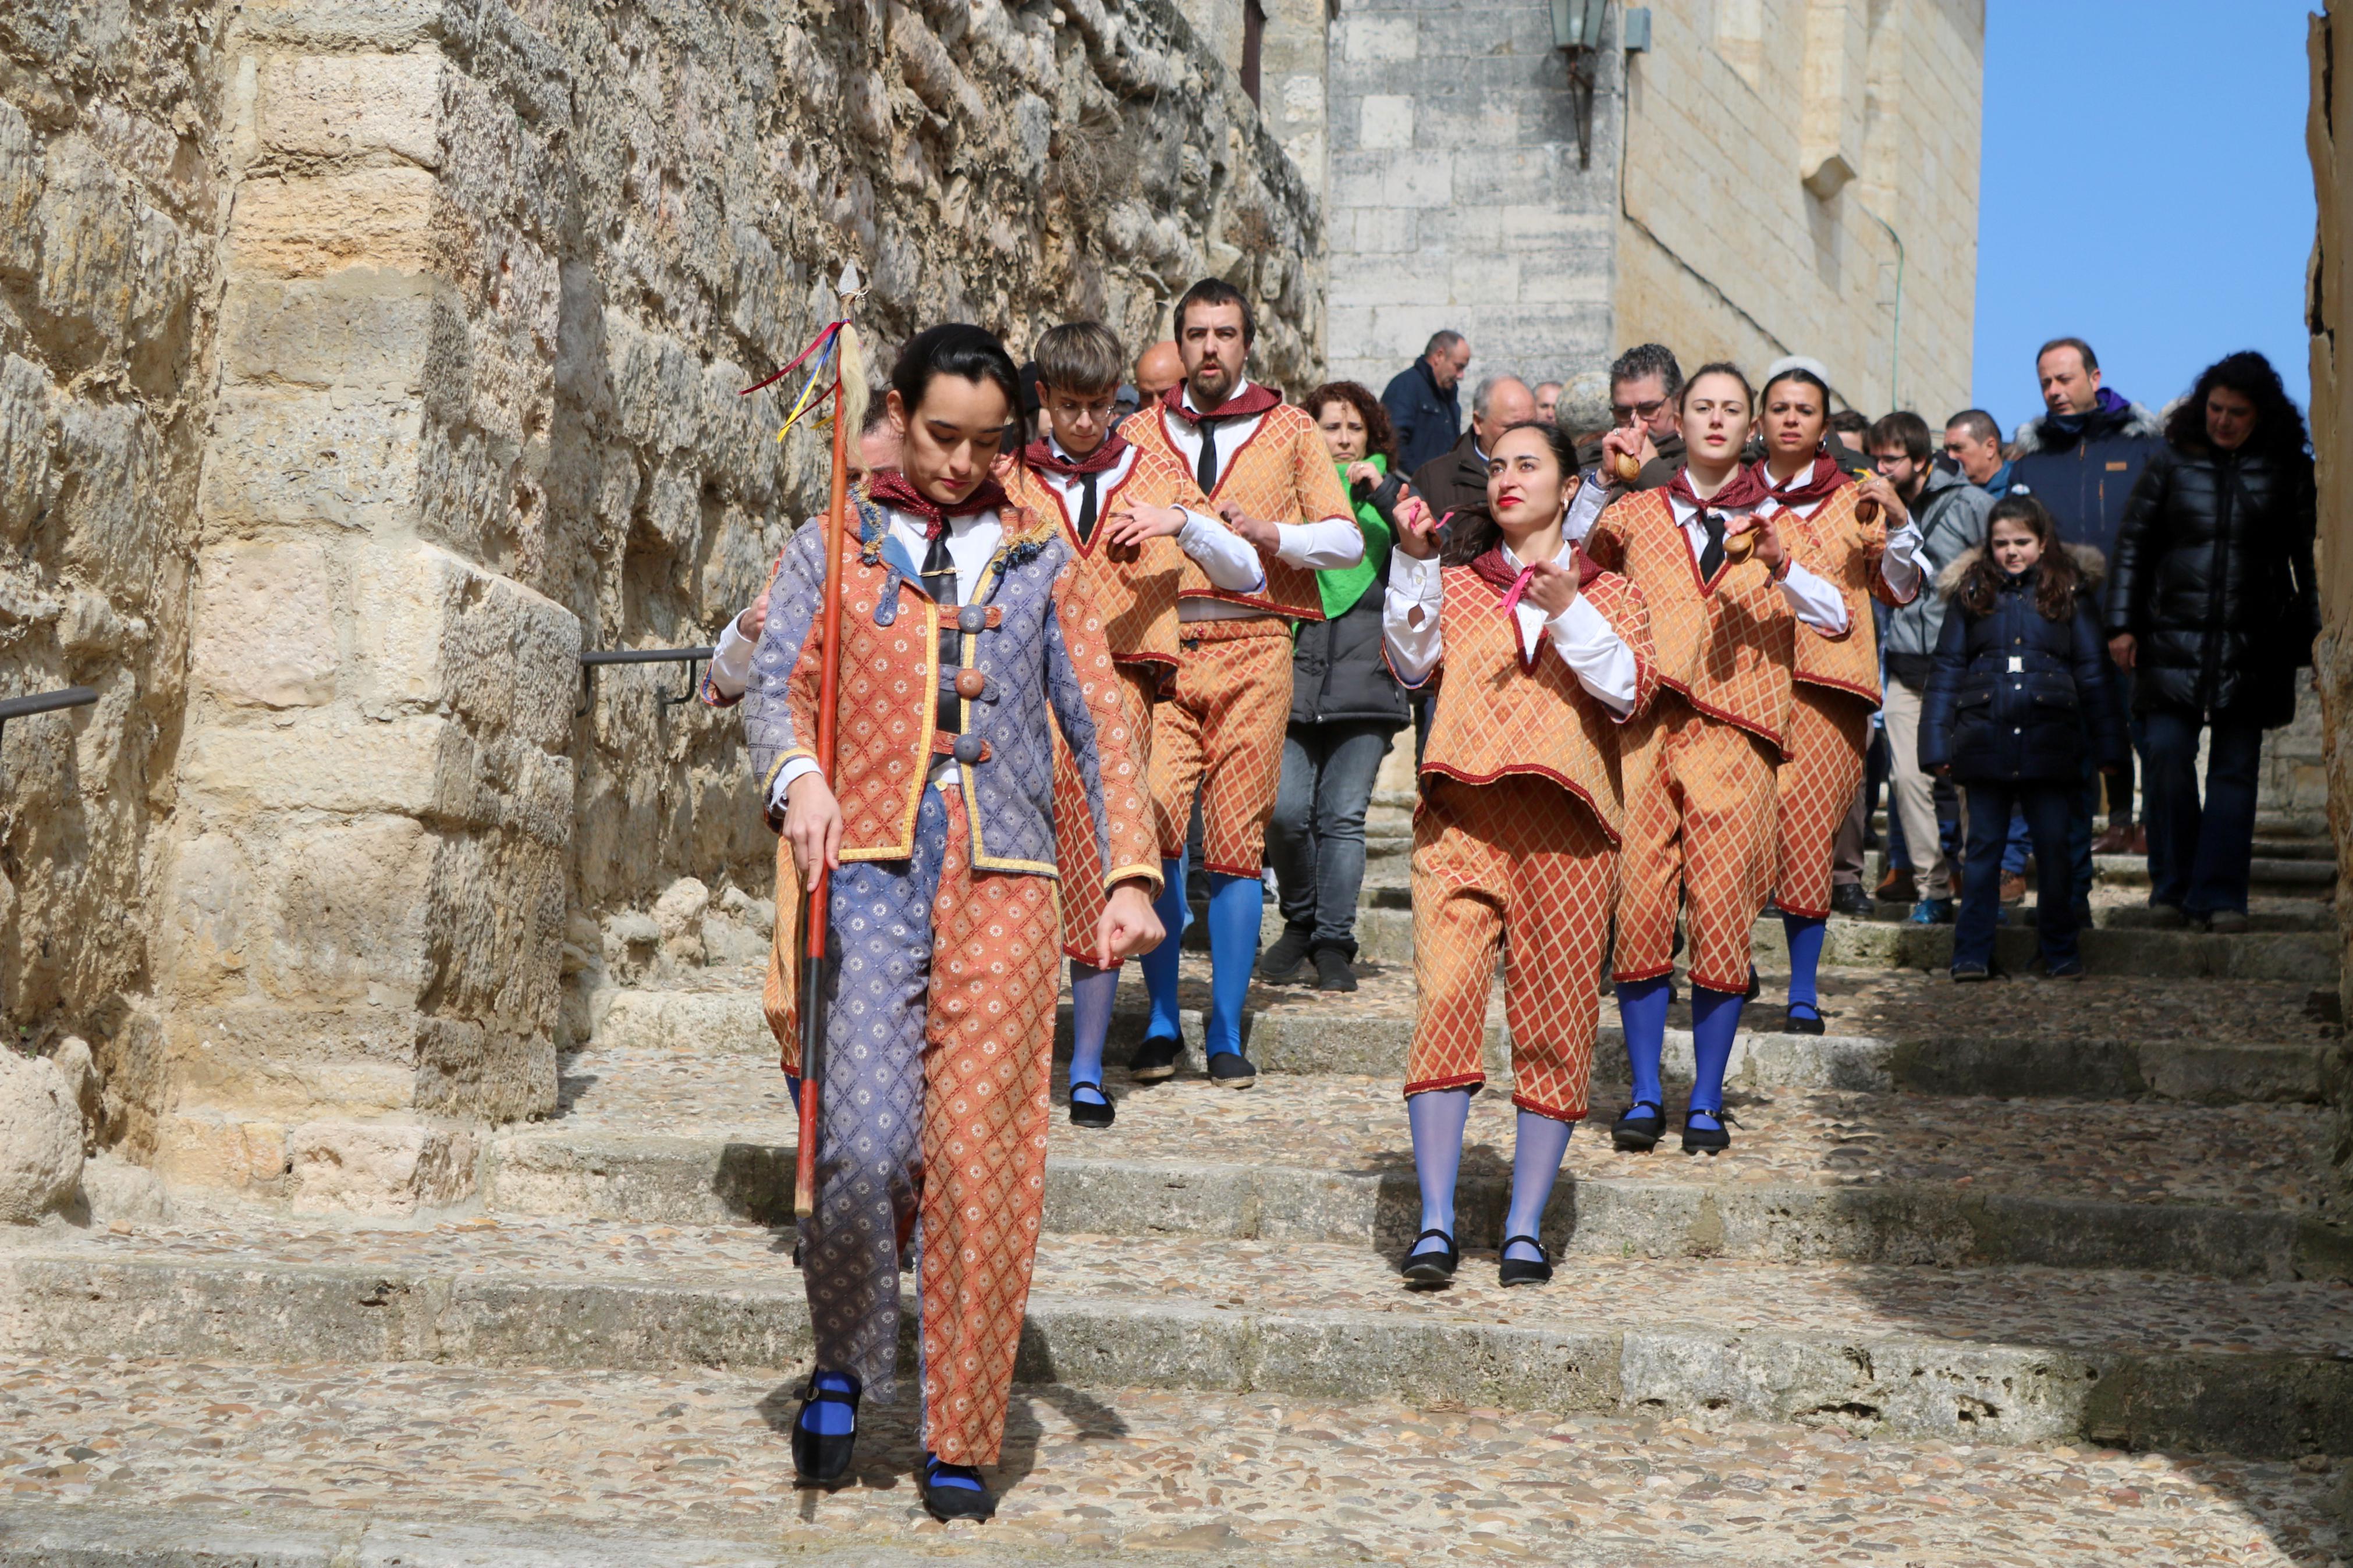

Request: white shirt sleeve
left=707, top=615, right=756, bottom=700
left=1545, top=595, right=1638, bottom=714
left=1561, top=472, right=1610, bottom=544
left=1179, top=508, right=1268, bottom=593
left=1779, top=559, right=1851, bottom=634
left=1276, top=514, right=1367, bottom=570
left=768, top=756, right=821, bottom=812
left=1878, top=517, right=1925, bottom=602
left=1382, top=549, right=1443, bottom=687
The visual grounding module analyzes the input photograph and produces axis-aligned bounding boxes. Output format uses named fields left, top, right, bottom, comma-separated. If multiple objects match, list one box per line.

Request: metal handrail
left=576, top=646, right=718, bottom=715
left=0, top=686, right=97, bottom=751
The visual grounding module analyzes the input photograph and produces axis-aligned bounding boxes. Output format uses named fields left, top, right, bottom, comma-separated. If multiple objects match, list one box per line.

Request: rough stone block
left=32, top=136, right=137, bottom=339
left=177, top=711, right=454, bottom=817
left=222, top=271, right=442, bottom=390
left=354, top=541, right=580, bottom=749
left=286, top=1118, right=482, bottom=1212
left=1342, top=15, right=1418, bottom=63
left=229, top=167, right=438, bottom=279
left=238, top=0, right=443, bottom=49
left=257, top=52, right=444, bottom=166
left=198, top=390, right=425, bottom=530
left=0, top=353, right=56, bottom=546
left=146, top=1110, right=290, bottom=1192
left=191, top=539, right=341, bottom=707
left=0, top=1052, right=84, bottom=1224
left=1329, top=148, right=1451, bottom=209
left=1358, top=93, right=1414, bottom=150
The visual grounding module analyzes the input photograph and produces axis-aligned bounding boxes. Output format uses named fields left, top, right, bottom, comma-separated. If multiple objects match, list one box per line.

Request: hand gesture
left=2107, top=634, right=2137, bottom=671
left=1599, top=425, right=1650, bottom=485
left=783, top=773, right=844, bottom=874
left=1520, top=557, right=1580, bottom=617
left=1217, top=499, right=1281, bottom=553
left=1732, top=513, right=1787, bottom=572
left=1096, top=881, right=1166, bottom=966
left=736, top=593, right=769, bottom=642
left=1855, top=471, right=1909, bottom=529
left=1098, top=502, right=1188, bottom=560
left=1394, top=494, right=1443, bottom=559
left=1345, top=460, right=1385, bottom=494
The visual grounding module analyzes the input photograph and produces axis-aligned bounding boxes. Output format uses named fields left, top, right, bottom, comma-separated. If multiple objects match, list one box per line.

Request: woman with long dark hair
left=1260, top=381, right=1418, bottom=991
left=2104, top=350, right=2319, bottom=931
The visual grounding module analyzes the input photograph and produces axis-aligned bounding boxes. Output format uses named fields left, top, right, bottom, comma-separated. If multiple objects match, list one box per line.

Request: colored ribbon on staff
left=739, top=320, right=846, bottom=442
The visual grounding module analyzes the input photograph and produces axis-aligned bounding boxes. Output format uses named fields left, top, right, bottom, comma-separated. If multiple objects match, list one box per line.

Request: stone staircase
left=2, top=870, right=2349, bottom=1562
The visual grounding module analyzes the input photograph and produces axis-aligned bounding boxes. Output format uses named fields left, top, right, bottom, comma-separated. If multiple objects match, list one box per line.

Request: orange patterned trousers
left=1055, top=663, right=1162, bottom=962
left=1150, top=616, right=1294, bottom=875
left=1612, top=691, right=1780, bottom=994
left=1772, top=684, right=1873, bottom=920
left=1406, top=776, right=1616, bottom=1123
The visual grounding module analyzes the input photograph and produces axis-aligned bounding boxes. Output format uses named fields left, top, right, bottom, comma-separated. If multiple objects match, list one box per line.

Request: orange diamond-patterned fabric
left=1613, top=691, right=1782, bottom=994
left=1054, top=663, right=1162, bottom=961
left=1000, top=445, right=1190, bottom=680
left=1117, top=400, right=1358, bottom=620
left=1772, top=483, right=1912, bottom=705
left=1771, top=683, right=1874, bottom=920
left=1413, top=564, right=1658, bottom=842
left=1406, top=775, right=1617, bottom=1123
left=918, top=788, right=1062, bottom=1466
left=1581, top=488, right=1797, bottom=750
left=1149, top=616, right=1294, bottom=874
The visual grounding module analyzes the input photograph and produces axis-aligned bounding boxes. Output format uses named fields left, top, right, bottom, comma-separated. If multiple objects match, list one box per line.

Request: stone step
left=588, top=987, right=2343, bottom=1104
left=4, top=1366, right=2337, bottom=1566
left=482, top=1053, right=2349, bottom=1279
left=2093, top=854, right=2339, bottom=890
left=5, top=1221, right=2347, bottom=1459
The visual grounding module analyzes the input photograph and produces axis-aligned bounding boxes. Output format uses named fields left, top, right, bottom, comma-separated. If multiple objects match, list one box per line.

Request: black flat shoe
left=790, top=1372, right=860, bottom=1483
left=1067, top=1082, right=1115, bottom=1129
left=1128, top=1034, right=1183, bottom=1083
left=1783, top=1005, right=1825, bottom=1036
left=1400, top=1228, right=1457, bottom=1285
left=1257, top=926, right=1314, bottom=983
left=920, top=1455, right=996, bottom=1521
left=1497, top=1235, right=1553, bottom=1287
left=1745, top=966, right=1761, bottom=1002
left=1681, top=1109, right=1739, bottom=1157
left=1612, top=1100, right=1665, bottom=1152
left=1206, top=1050, right=1257, bottom=1088
left=1311, top=945, right=1358, bottom=992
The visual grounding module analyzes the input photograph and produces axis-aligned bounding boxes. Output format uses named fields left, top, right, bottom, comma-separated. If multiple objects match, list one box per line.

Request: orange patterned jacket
left=1581, top=487, right=1798, bottom=751
left=1117, top=399, right=1358, bottom=620
left=1000, top=442, right=1188, bottom=681
left=1775, top=483, right=1918, bottom=706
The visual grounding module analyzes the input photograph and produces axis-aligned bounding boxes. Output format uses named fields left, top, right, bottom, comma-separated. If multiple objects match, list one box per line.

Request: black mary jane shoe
left=921, top=1455, right=998, bottom=1522
left=1497, top=1235, right=1554, bottom=1288
left=1783, top=1005, right=1826, bottom=1037
left=1067, top=1082, right=1116, bottom=1129
left=1681, top=1109, right=1740, bottom=1157
left=1399, top=1228, right=1458, bottom=1286
left=789, top=1373, right=861, bottom=1484
left=1611, top=1100, right=1666, bottom=1153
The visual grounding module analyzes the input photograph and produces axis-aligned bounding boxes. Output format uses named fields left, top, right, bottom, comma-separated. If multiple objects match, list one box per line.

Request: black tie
left=1698, top=511, right=1726, bottom=579
left=1195, top=418, right=1220, bottom=495
left=922, top=530, right=961, bottom=734
left=1076, top=470, right=1099, bottom=545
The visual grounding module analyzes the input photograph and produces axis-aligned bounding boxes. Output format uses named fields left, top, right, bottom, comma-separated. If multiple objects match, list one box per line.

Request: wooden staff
left=794, top=264, right=865, bottom=1220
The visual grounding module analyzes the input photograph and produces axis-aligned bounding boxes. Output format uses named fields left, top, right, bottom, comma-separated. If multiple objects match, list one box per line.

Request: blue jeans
left=1957, top=781, right=2080, bottom=972
left=1268, top=721, right=1394, bottom=954
left=2139, top=705, right=2264, bottom=918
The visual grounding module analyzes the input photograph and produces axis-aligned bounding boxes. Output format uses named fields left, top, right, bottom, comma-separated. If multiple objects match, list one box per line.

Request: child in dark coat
left=1919, top=495, right=2129, bottom=980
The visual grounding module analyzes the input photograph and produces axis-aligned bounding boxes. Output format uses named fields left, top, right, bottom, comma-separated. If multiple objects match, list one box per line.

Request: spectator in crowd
left=1869, top=410, right=1994, bottom=924
left=1383, top=330, right=1472, bottom=474
left=1534, top=380, right=1564, bottom=425
left=1412, top=375, right=1536, bottom=521
left=1134, top=340, right=1184, bottom=404
left=1943, top=409, right=2024, bottom=497
left=2011, top=337, right=2165, bottom=858
left=1921, top=495, right=2128, bottom=981
left=1557, top=371, right=1612, bottom=442
left=1575, top=343, right=1684, bottom=489
left=1830, top=408, right=1871, bottom=448
left=2105, top=351, right=2319, bottom=934
left=1262, top=383, right=1418, bottom=992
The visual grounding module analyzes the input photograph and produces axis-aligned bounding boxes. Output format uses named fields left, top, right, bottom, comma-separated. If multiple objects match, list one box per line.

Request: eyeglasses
left=1045, top=398, right=1120, bottom=420
left=1610, top=398, right=1667, bottom=425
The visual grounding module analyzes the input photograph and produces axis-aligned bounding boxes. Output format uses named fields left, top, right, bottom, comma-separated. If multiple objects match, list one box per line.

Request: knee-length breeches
left=1149, top=616, right=1293, bottom=876
left=1405, top=776, right=1616, bottom=1123
left=795, top=786, right=1060, bottom=1467
left=1056, top=663, right=1162, bottom=963
left=1612, top=692, right=1780, bottom=995
left=1772, top=684, right=1875, bottom=920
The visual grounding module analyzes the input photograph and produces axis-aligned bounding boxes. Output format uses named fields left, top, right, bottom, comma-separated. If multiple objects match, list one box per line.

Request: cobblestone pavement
left=11, top=1217, right=2347, bottom=1359
left=550, top=1048, right=2339, bottom=1215
left=0, top=1358, right=2341, bottom=1566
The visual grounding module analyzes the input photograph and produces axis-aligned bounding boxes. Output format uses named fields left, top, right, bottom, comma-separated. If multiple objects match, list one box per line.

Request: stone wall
left=1614, top=0, right=1982, bottom=420
left=2, top=0, right=1322, bottom=1207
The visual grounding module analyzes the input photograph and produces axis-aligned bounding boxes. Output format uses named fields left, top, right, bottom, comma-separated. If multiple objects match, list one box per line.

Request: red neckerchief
left=1665, top=463, right=1773, bottom=518
left=1161, top=380, right=1283, bottom=425
left=863, top=467, right=1007, bottom=541
left=1467, top=542, right=1603, bottom=622
left=1022, top=431, right=1128, bottom=478
left=1760, top=451, right=1853, bottom=510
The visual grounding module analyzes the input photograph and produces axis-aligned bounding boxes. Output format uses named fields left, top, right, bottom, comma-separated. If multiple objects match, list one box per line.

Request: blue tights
left=1406, top=1089, right=1573, bottom=1263
left=1137, top=858, right=1260, bottom=1059
left=1781, top=912, right=1826, bottom=1022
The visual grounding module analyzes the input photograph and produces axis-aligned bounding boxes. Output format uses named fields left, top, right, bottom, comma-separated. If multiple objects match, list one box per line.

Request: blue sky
left=1971, top=1, right=2318, bottom=433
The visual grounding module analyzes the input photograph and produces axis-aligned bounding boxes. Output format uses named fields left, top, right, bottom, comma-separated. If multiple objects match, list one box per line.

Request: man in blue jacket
left=1381, top=330, right=1470, bottom=474
left=2009, top=337, right=2164, bottom=860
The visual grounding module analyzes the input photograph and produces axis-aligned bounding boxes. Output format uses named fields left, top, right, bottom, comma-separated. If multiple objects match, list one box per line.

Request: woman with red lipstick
left=1383, top=421, right=1655, bottom=1288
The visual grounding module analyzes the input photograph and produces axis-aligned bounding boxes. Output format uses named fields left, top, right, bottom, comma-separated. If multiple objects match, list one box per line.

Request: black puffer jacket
left=2103, top=442, right=2319, bottom=727
left=1918, top=552, right=2129, bottom=785
left=1290, top=582, right=1410, bottom=729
